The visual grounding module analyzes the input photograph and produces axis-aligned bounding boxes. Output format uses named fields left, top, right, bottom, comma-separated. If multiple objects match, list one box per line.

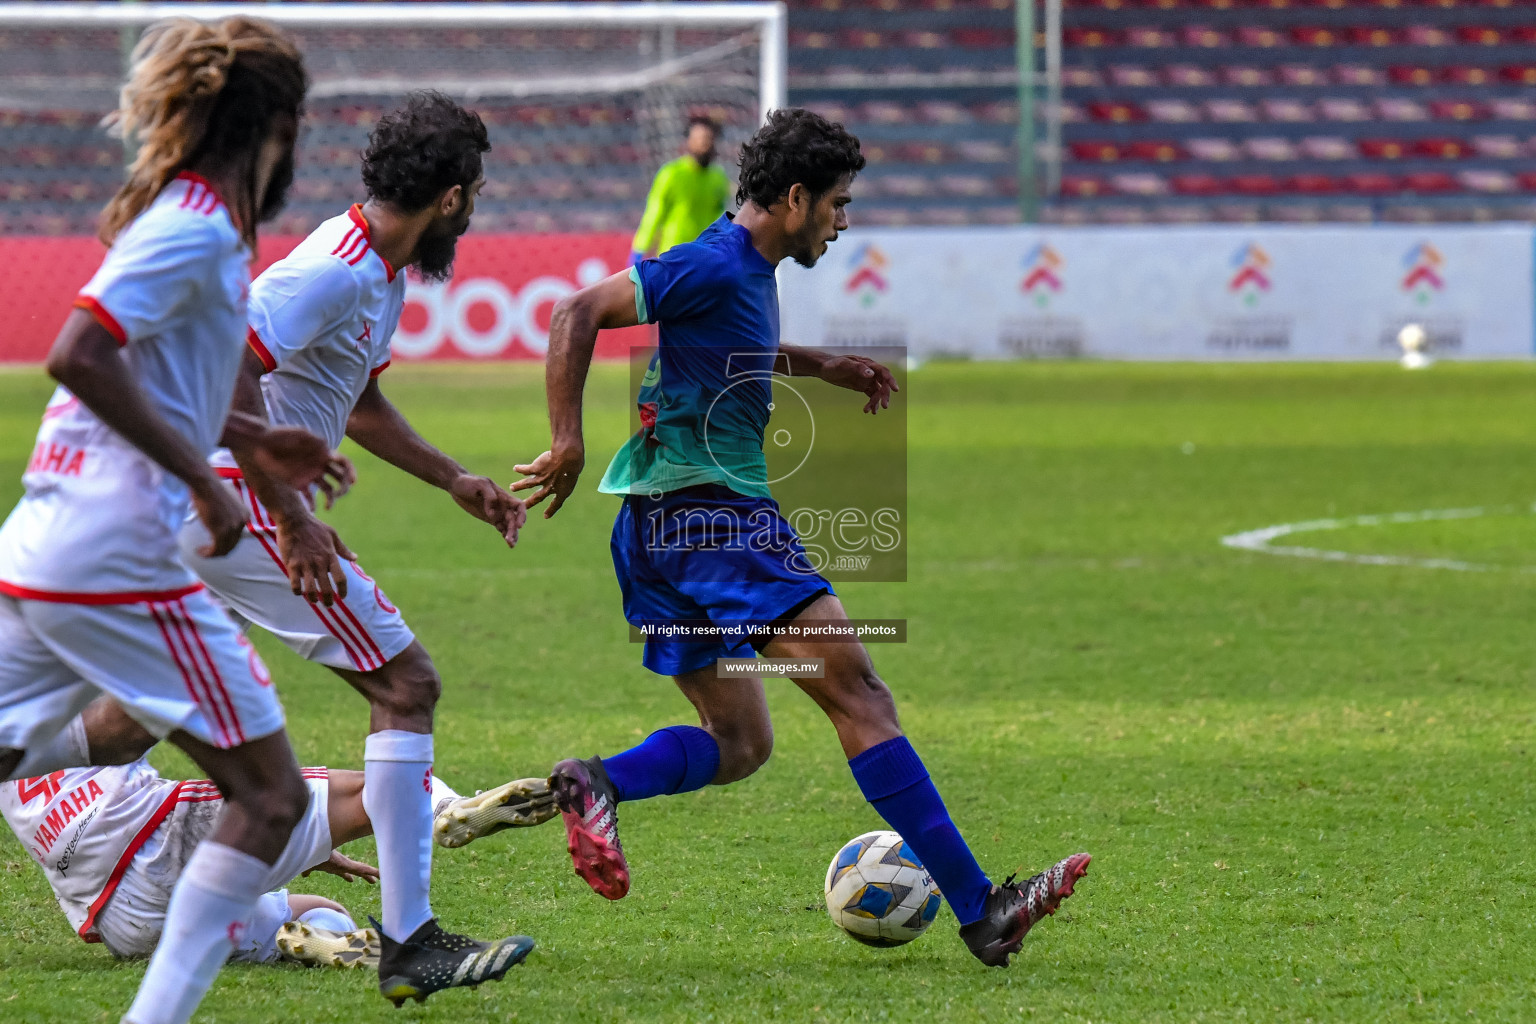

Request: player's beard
left=415, top=218, right=463, bottom=283
left=257, top=151, right=295, bottom=223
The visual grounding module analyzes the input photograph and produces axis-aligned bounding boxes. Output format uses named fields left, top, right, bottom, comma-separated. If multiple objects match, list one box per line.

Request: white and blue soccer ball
left=824, top=829, right=943, bottom=947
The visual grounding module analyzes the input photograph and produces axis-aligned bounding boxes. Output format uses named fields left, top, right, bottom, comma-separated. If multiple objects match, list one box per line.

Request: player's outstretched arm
left=514, top=269, right=641, bottom=518
left=346, top=379, right=526, bottom=548
left=779, top=343, right=900, bottom=415
left=48, top=309, right=249, bottom=556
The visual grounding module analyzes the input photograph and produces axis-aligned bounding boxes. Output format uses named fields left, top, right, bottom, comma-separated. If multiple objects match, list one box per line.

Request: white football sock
left=429, top=772, right=461, bottom=819
left=12, top=714, right=89, bottom=779
left=121, top=842, right=266, bottom=1024
left=363, top=729, right=435, bottom=941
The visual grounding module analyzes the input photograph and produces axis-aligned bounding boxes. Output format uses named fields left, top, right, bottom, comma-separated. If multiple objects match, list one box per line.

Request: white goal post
left=0, top=2, right=787, bottom=121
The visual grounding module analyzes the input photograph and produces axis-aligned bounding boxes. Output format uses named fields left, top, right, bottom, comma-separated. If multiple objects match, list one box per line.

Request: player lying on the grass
left=178, top=89, right=533, bottom=1007
left=3, top=699, right=556, bottom=969
left=0, top=20, right=356, bottom=1024
left=509, top=107, right=1090, bottom=968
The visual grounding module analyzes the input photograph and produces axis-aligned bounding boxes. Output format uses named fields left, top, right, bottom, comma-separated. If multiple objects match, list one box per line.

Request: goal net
left=0, top=2, right=786, bottom=236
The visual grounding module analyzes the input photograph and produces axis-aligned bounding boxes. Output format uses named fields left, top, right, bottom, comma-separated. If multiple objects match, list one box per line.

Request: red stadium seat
left=1499, top=65, right=1536, bottom=85
left=1429, top=100, right=1489, bottom=121
left=1518, top=172, right=1536, bottom=191
left=1510, top=26, right=1536, bottom=44
left=1288, top=173, right=1339, bottom=193
left=1359, top=138, right=1410, bottom=158
left=1442, top=65, right=1494, bottom=85
left=1401, top=171, right=1459, bottom=192
left=838, top=28, right=888, bottom=48
left=1127, top=140, right=1187, bottom=161
left=1388, top=65, right=1436, bottom=85
left=952, top=28, right=1014, bottom=47
left=1230, top=174, right=1281, bottom=195
left=1172, top=173, right=1225, bottom=194
left=1070, top=141, right=1123, bottom=162
left=1348, top=27, right=1399, bottom=46
left=1344, top=172, right=1400, bottom=193
left=1065, top=27, right=1119, bottom=46
left=1088, top=101, right=1147, bottom=123
left=1455, top=25, right=1504, bottom=44
left=1414, top=137, right=1471, bottom=158
left=1292, top=26, right=1341, bottom=46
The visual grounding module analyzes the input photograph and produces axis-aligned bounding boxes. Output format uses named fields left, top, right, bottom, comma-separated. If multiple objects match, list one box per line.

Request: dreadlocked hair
left=99, top=16, right=307, bottom=249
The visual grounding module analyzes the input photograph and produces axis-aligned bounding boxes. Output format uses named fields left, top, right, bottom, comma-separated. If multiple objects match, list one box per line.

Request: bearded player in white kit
left=173, top=90, right=537, bottom=1007
left=0, top=18, right=352, bottom=1024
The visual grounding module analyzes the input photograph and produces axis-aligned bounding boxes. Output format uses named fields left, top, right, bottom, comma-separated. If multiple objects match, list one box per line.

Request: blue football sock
left=602, top=725, right=721, bottom=803
left=848, top=736, right=994, bottom=926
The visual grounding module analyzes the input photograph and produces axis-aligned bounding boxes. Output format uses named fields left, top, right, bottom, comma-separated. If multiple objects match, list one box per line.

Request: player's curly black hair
left=736, top=108, right=865, bottom=209
left=361, top=91, right=489, bottom=213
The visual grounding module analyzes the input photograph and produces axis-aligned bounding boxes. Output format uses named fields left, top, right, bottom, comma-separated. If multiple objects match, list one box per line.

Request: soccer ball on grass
left=823, top=829, right=942, bottom=947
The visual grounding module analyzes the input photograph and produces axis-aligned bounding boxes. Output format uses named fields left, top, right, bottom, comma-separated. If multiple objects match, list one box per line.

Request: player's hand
left=449, top=473, right=527, bottom=548
left=249, top=426, right=356, bottom=510
left=512, top=447, right=584, bottom=519
left=276, top=512, right=356, bottom=607
left=818, top=354, right=900, bottom=415
left=190, top=476, right=249, bottom=558
left=302, top=850, right=378, bottom=884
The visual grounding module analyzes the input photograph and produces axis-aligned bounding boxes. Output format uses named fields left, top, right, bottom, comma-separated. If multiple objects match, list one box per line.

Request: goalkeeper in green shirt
left=630, top=116, right=731, bottom=265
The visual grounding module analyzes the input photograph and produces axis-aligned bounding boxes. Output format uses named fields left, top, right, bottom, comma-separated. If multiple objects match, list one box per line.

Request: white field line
left=1220, top=506, right=1536, bottom=573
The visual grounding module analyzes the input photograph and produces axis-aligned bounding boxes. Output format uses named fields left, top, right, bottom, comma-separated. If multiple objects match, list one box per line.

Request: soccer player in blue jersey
left=510, top=109, right=1089, bottom=966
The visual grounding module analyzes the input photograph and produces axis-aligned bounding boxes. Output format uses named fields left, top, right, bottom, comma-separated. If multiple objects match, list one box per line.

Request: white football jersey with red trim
left=0, top=173, right=250, bottom=599
left=217, top=204, right=402, bottom=465
left=0, top=760, right=183, bottom=940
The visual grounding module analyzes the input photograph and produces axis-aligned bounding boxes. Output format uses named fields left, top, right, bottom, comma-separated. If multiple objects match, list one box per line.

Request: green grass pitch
left=1, top=360, right=1533, bottom=1022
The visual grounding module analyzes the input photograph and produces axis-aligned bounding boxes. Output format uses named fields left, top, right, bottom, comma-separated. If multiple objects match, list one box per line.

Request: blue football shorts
left=610, top=484, right=833, bottom=676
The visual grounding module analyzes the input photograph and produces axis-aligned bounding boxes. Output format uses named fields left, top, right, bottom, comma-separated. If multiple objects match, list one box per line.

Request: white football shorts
left=179, top=474, right=414, bottom=674
left=0, top=588, right=285, bottom=754
left=93, top=770, right=332, bottom=960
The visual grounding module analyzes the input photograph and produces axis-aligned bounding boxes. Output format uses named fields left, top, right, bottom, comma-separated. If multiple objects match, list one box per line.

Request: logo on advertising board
left=1380, top=241, right=1462, bottom=353
left=1226, top=243, right=1271, bottom=307
left=998, top=239, right=1084, bottom=357
left=1208, top=241, right=1290, bottom=352
left=1019, top=243, right=1064, bottom=309
left=1400, top=242, right=1444, bottom=305
left=844, top=243, right=889, bottom=309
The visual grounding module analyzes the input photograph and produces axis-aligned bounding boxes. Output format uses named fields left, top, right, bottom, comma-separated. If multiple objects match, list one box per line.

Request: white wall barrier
left=777, top=224, right=1535, bottom=360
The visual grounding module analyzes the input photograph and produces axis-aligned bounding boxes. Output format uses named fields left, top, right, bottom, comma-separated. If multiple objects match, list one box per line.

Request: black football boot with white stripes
left=374, top=916, right=533, bottom=1007
left=959, top=852, right=1091, bottom=967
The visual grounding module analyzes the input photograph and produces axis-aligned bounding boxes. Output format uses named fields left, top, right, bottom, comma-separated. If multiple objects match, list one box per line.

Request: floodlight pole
left=1016, top=0, right=1037, bottom=223
left=1044, top=0, right=1062, bottom=199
